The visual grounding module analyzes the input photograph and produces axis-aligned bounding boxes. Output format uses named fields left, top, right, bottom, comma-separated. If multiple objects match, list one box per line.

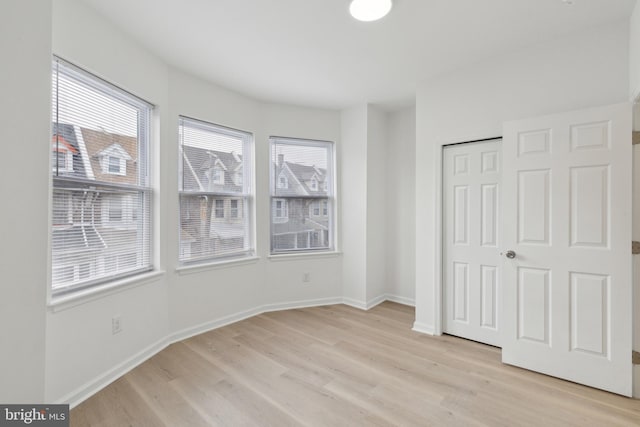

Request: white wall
left=340, top=104, right=405, bottom=307
left=386, top=108, right=416, bottom=304
left=47, top=0, right=170, bottom=404
left=0, top=0, right=51, bottom=403
left=630, top=2, right=640, bottom=99
left=365, top=106, right=388, bottom=302
left=414, top=22, right=630, bottom=333
left=341, top=106, right=368, bottom=305
left=46, top=0, right=344, bottom=406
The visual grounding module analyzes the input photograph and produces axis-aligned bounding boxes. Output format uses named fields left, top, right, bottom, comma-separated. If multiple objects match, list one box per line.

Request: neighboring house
left=51, top=123, right=140, bottom=287
left=272, top=154, right=329, bottom=251
left=180, top=145, right=246, bottom=258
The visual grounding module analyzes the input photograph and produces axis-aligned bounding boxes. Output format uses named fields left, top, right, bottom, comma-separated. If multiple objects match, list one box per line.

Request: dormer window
left=98, top=143, right=131, bottom=176
left=310, top=178, right=318, bottom=191
left=54, top=151, right=73, bottom=172
left=108, top=156, right=121, bottom=174
left=212, top=166, right=225, bottom=185
left=52, top=135, right=77, bottom=174
left=278, top=175, right=288, bottom=189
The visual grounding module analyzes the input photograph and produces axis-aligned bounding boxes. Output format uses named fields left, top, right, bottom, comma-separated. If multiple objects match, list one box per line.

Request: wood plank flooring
left=71, top=302, right=640, bottom=426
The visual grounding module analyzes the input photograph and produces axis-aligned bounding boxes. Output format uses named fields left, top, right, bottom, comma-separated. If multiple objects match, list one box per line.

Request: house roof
left=82, top=128, right=138, bottom=185
left=275, top=161, right=327, bottom=197
left=52, top=123, right=88, bottom=179
left=52, top=123, right=139, bottom=184
left=181, top=145, right=243, bottom=193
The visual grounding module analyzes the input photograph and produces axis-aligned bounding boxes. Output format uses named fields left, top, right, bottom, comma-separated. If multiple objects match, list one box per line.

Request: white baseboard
left=365, top=294, right=387, bottom=309
left=168, top=305, right=264, bottom=344
left=342, top=297, right=367, bottom=310
left=58, top=337, right=169, bottom=408
left=59, top=294, right=417, bottom=408
left=342, top=294, right=415, bottom=310
left=262, top=297, right=344, bottom=314
left=634, top=365, right=640, bottom=399
left=412, top=321, right=436, bottom=336
left=384, top=294, right=415, bottom=307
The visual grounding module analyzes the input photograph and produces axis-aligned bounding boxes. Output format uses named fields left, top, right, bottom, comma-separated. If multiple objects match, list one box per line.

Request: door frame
left=435, top=136, right=502, bottom=337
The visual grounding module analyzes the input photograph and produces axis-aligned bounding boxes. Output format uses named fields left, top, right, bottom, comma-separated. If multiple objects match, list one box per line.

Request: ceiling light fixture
left=349, top=0, right=393, bottom=22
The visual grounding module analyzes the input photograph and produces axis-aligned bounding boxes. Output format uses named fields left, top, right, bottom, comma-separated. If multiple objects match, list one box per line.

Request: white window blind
left=270, top=137, right=334, bottom=254
left=51, top=57, right=152, bottom=295
left=179, top=117, right=253, bottom=263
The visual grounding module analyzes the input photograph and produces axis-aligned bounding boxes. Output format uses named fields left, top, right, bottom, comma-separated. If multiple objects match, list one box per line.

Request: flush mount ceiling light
left=349, top=0, right=393, bottom=22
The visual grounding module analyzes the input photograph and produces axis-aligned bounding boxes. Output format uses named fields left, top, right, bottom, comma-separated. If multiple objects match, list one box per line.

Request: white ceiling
left=80, top=0, right=636, bottom=111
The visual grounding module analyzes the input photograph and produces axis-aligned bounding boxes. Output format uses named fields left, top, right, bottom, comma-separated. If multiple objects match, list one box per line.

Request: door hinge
left=633, top=241, right=640, bottom=255
left=633, top=131, right=640, bottom=145
left=633, top=351, right=640, bottom=365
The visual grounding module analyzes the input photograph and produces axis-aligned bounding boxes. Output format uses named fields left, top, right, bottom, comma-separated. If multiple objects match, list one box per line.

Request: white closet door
left=501, top=103, right=633, bottom=396
left=443, top=140, right=502, bottom=347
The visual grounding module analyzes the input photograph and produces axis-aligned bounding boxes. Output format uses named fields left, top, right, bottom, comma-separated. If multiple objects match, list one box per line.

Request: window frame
left=269, top=137, right=335, bottom=255
left=50, top=56, right=154, bottom=296
left=178, top=116, right=254, bottom=265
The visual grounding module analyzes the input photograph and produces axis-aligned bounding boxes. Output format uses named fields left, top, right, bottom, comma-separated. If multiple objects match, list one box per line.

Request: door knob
left=502, top=250, right=516, bottom=259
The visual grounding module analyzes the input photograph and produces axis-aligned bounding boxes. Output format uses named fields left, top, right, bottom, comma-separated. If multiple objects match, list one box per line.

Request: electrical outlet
left=303, top=272, right=311, bottom=283
left=112, top=315, right=123, bottom=335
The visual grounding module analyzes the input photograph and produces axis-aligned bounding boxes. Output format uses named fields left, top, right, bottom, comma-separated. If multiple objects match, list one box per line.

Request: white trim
left=342, top=297, right=367, bottom=310
left=434, top=143, right=444, bottom=336
left=634, top=366, right=639, bottom=398
left=385, top=294, right=415, bottom=307
left=56, top=337, right=169, bottom=408
left=262, top=297, right=343, bottom=313
left=342, top=294, right=386, bottom=310
left=168, top=306, right=264, bottom=344
left=176, top=256, right=260, bottom=275
left=267, top=251, right=342, bottom=262
left=366, top=294, right=387, bottom=309
left=412, top=321, right=437, bottom=336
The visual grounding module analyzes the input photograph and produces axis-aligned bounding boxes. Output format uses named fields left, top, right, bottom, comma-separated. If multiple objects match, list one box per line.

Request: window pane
left=51, top=57, right=152, bottom=294
left=179, top=117, right=253, bottom=263
left=271, top=197, right=330, bottom=251
left=270, top=137, right=334, bottom=254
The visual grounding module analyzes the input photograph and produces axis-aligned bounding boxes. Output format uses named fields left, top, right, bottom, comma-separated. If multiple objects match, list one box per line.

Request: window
left=108, top=198, right=123, bottom=222
left=270, top=137, right=335, bottom=253
left=108, top=156, right=121, bottom=174
left=273, top=199, right=288, bottom=220
left=212, top=167, right=224, bottom=185
left=214, top=199, right=224, bottom=218
left=179, top=116, right=253, bottom=263
left=311, top=201, right=320, bottom=216
left=51, top=57, right=152, bottom=295
left=230, top=199, right=239, bottom=218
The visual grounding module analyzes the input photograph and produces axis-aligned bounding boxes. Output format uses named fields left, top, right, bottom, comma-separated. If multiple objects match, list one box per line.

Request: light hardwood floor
left=71, top=302, right=640, bottom=426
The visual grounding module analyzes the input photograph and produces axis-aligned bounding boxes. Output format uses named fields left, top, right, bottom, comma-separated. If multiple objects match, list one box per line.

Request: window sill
left=267, top=251, right=342, bottom=262
left=48, top=270, right=165, bottom=313
left=176, top=256, right=260, bottom=276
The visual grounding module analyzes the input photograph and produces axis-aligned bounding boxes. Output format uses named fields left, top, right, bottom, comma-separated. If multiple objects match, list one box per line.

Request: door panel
left=443, top=140, right=502, bottom=347
left=502, top=103, right=632, bottom=396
